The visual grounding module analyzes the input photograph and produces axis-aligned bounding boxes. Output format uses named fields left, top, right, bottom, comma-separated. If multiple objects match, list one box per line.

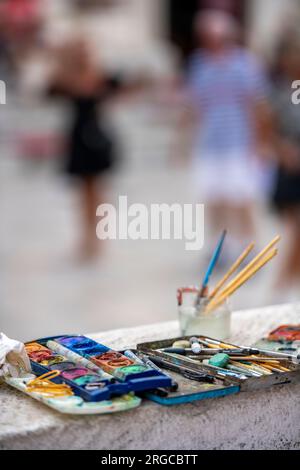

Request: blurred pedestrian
left=271, top=39, right=300, bottom=290
left=48, top=37, right=121, bottom=261
left=183, top=10, right=271, bottom=260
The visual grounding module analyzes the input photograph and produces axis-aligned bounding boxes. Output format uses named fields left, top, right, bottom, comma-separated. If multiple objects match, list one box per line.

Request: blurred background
left=1, top=0, right=300, bottom=341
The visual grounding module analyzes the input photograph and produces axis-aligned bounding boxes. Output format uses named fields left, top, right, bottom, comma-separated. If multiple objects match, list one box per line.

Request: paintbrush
left=196, top=229, right=227, bottom=304
left=205, top=248, right=278, bottom=313
left=187, top=355, right=286, bottom=363
left=198, top=337, right=297, bottom=366
left=208, top=242, right=254, bottom=300
left=147, top=355, right=215, bottom=383
left=206, top=235, right=280, bottom=313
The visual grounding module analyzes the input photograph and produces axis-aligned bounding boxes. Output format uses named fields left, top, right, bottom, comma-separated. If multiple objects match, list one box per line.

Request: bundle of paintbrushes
left=203, top=234, right=280, bottom=314
left=177, top=233, right=280, bottom=338
left=184, top=233, right=280, bottom=313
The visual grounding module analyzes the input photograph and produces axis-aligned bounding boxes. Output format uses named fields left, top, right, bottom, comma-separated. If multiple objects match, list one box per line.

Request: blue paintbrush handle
left=202, top=229, right=227, bottom=288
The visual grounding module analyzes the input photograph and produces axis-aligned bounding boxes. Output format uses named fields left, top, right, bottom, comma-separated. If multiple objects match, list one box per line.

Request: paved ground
left=0, top=97, right=294, bottom=341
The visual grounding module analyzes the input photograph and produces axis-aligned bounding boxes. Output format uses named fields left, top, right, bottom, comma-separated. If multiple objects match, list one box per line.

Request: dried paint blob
left=114, top=364, right=148, bottom=380
left=93, top=351, right=134, bottom=369
left=49, top=361, right=76, bottom=371
left=72, top=340, right=97, bottom=350
left=57, top=336, right=109, bottom=354
left=25, top=342, right=49, bottom=353
left=29, top=350, right=54, bottom=363
left=56, top=336, right=87, bottom=348
left=80, top=346, right=109, bottom=356
left=61, top=367, right=90, bottom=380
left=94, top=351, right=123, bottom=361
left=40, top=355, right=65, bottom=366
left=73, top=374, right=104, bottom=386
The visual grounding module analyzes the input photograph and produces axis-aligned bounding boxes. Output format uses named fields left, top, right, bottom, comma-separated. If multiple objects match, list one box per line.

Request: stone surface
left=1, top=303, right=300, bottom=450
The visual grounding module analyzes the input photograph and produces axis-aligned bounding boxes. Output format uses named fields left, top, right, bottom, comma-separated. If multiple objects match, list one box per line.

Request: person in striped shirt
left=185, top=10, right=272, bottom=259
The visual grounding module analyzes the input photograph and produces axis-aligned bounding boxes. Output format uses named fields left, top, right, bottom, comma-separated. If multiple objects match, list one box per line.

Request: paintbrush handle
left=197, top=230, right=227, bottom=303
left=208, top=242, right=254, bottom=300
left=206, top=248, right=278, bottom=313
left=209, top=235, right=280, bottom=304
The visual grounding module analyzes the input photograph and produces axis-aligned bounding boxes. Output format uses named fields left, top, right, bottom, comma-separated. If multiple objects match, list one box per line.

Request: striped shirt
left=186, top=47, right=268, bottom=157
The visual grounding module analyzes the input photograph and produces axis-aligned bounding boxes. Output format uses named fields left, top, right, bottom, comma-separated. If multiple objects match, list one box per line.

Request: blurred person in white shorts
left=183, top=10, right=272, bottom=259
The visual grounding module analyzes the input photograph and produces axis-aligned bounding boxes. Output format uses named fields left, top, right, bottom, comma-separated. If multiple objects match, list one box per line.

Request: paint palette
left=25, top=339, right=126, bottom=402
left=51, top=335, right=172, bottom=390
left=25, top=335, right=172, bottom=403
left=253, top=324, right=300, bottom=356
left=5, top=374, right=141, bottom=415
left=5, top=333, right=170, bottom=415
left=267, top=324, right=300, bottom=343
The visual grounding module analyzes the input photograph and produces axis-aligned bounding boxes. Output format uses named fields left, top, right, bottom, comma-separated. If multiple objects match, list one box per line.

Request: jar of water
left=178, top=287, right=231, bottom=340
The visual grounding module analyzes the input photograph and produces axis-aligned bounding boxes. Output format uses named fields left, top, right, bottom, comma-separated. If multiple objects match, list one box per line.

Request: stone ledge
left=1, top=303, right=300, bottom=450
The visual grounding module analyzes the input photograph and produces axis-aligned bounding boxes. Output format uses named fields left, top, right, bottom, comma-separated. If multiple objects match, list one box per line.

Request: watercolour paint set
left=4, top=327, right=300, bottom=414
left=5, top=334, right=171, bottom=415
left=27, top=335, right=172, bottom=394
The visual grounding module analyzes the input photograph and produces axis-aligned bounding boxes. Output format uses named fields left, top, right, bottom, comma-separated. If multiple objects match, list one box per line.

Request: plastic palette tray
left=5, top=375, right=141, bottom=415
left=26, top=335, right=172, bottom=402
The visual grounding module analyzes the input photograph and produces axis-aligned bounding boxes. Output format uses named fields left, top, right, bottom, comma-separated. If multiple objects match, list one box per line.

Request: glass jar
left=178, top=289, right=231, bottom=340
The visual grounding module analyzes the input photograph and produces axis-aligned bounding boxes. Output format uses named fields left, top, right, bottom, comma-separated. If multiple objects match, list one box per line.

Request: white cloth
left=0, top=333, right=31, bottom=378
left=192, top=152, right=266, bottom=204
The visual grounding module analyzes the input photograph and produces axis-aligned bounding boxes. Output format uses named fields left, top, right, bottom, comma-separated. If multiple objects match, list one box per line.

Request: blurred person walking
left=183, top=10, right=271, bottom=260
left=48, top=38, right=121, bottom=261
left=271, top=39, right=300, bottom=292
